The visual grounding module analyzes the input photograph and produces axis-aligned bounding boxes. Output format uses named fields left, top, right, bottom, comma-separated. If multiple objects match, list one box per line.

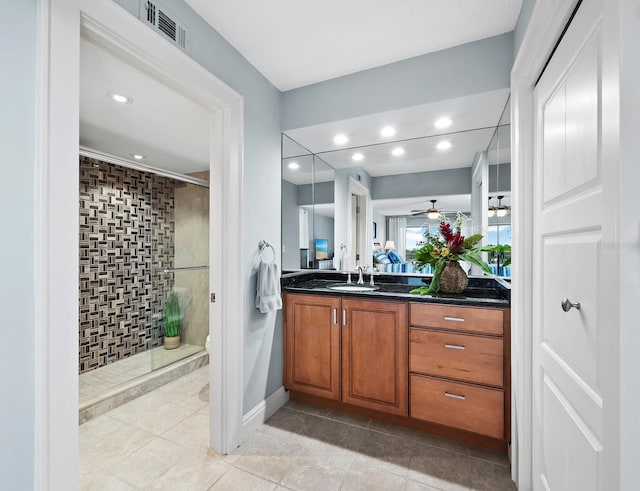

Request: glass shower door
left=151, top=173, right=210, bottom=371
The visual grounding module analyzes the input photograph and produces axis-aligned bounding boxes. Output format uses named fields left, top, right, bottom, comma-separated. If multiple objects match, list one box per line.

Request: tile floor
left=79, top=366, right=515, bottom=490
left=80, top=344, right=204, bottom=404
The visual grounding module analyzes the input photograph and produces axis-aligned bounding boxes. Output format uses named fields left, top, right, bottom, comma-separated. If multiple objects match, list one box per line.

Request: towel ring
left=258, top=240, right=276, bottom=261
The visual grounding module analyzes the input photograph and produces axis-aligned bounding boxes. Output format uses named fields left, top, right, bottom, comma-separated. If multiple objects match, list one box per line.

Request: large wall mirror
left=282, top=90, right=511, bottom=277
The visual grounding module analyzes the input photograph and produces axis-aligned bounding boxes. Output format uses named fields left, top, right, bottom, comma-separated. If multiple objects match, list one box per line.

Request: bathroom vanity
left=282, top=271, right=510, bottom=452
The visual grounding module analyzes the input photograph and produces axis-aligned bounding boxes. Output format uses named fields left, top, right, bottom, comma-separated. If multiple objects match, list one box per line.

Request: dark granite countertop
left=281, top=270, right=510, bottom=308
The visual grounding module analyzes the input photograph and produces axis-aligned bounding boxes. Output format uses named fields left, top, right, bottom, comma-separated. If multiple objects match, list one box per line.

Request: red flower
left=439, top=222, right=454, bottom=241
left=447, top=235, right=465, bottom=253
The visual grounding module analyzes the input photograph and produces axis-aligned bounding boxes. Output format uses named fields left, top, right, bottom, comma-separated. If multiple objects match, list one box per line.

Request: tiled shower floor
left=79, top=343, right=204, bottom=404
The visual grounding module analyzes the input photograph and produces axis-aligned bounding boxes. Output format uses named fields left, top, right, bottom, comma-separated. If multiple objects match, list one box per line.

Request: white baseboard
left=240, top=386, right=289, bottom=442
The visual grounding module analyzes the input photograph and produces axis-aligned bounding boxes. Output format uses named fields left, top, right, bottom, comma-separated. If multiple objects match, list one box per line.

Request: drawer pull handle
left=333, top=308, right=337, bottom=325
left=444, top=392, right=466, bottom=400
left=445, top=344, right=465, bottom=350
left=444, top=316, right=465, bottom=322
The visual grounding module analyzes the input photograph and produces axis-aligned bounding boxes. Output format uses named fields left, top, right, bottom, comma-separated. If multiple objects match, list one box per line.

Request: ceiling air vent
left=140, top=1, right=190, bottom=53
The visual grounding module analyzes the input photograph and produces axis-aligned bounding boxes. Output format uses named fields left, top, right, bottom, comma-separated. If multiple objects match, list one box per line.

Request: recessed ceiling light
left=333, top=134, right=348, bottom=145
left=108, top=91, right=133, bottom=104
left=352, top=152, right=364, bottom=161
left=434, top=117, right=453, bottom=129
left=288, top=162, right=300, bottom=170
left=380, top=126, right=396, bottom=137
left=436, top=140, right=452, bottom=151
left=130, top=153, right=145, bottom=160
left=391, top=147, right=405, bottom=156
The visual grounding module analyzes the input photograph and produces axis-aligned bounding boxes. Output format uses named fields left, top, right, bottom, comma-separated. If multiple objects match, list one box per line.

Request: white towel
left=255, top=260, right=282, bottom=313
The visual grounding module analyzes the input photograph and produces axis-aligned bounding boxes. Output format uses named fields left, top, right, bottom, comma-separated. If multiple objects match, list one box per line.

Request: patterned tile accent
left=79, top=156, right=175, bottom=373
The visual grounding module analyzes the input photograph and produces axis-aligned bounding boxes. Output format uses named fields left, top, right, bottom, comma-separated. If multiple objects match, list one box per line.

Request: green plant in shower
left=163, top=291, right=181, bottom=338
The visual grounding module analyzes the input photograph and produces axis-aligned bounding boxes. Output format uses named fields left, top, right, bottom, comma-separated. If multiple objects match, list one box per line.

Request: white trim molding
left=241, top=386, right=290, bottom=442
left=35, top=0, right=245, bottom=487
left=510, top=0, right=582, bottom=489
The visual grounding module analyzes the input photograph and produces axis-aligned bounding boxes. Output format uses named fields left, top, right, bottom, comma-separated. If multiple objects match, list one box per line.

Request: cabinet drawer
left=410, top=375, right=504, bottom=439
left=410, top=303, right=503, bottom=336
left=410, top=329, right=503, bottom=387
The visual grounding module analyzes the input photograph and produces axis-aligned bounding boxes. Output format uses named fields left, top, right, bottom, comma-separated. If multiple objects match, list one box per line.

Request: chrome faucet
left=356, top=266, right=367, bottom=284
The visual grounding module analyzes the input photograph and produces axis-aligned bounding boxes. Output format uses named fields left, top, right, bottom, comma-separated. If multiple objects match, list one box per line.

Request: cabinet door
left=341, top=298, right=408, bottom=415
left=284, top=294, right=341, bottom=400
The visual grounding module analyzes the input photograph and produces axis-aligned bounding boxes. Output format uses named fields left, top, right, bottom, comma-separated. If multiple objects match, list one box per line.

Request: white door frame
left=35, top=0, right=244, bottom=488
left=346, top=177, right=372, bottom=270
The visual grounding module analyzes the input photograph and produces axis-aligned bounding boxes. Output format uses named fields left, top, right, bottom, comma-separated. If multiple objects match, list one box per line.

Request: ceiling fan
left=410, top=199, right=453, bottom=219
left=488, top=195, right=510, bottom=218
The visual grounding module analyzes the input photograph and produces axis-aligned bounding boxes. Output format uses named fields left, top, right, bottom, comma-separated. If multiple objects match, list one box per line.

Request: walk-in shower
left=78, top=150, right=210, bottom=421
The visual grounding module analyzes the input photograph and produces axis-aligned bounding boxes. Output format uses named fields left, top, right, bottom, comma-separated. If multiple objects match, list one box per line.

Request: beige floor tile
left=79, top=468, right=140, bottom=491
left=467, top=445, right=510, bottom=466
left=107, top=393, right=194, bottom=435
left=368, top=419, right=469, bottom=455
left=354, top=430, right=423, bottom=476
left=284, top=399, right=330, bottom=417
left=80, top=419, right=155, bottom=471
left=408, top=445, right=472, bottom=491
left=262, top=407, right=313, bottom=437
left=405, top=479, right=443, bottom=491
left=108, top=437, right=185, bottom=488
left=300, top=414, right=368, bottom=454
left=161, top=411, right=210, bottom=450
left=209, top=466, right=277, bottom=490
left=280, top=456, right=352, bottom=491
left=233, top=455, right=296, bottom=484
left=341, top=458, right=408, bottom=491
left=325, top=409, right=371, bottom=429
left=146, top=448, right=230, bottom=491
left=469, top=459, right=516, bottom=490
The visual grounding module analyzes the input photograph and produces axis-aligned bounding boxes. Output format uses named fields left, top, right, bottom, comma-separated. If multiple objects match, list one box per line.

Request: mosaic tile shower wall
left=79, top=156, right=175, bottom=373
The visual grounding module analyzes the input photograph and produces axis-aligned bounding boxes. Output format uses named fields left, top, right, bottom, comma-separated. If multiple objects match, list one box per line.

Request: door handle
left=561, top=298, right=581, bottom=312
left=333, top=308, right=337, bottom=325
left=342, top=309, right=347, bottom=326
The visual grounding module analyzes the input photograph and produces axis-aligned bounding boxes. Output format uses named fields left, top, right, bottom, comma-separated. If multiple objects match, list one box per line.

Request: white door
left=532, top=0, right=617, bottom=488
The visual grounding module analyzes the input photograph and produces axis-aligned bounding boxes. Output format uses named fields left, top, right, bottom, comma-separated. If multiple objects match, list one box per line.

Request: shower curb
left=79, top=350, right=209, bottom=424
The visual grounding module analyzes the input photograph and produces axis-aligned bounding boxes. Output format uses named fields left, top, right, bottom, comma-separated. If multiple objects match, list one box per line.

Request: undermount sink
left=328, top=284, right=378, bottom=292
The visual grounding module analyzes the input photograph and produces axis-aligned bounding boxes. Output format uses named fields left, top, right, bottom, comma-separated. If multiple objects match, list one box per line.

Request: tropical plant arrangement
left=163, top=291, right=181, bottom=349
left=410, top=213, right=501, bottom=295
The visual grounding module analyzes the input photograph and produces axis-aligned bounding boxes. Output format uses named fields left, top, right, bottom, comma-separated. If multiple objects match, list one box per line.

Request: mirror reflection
left=281, top=94, right=511, bottom=277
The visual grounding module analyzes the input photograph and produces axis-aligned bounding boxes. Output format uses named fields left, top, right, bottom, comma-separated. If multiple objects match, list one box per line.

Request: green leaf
left=459, top=250, right=492, bottom=274
left=463, top=234, right=483, bottom=249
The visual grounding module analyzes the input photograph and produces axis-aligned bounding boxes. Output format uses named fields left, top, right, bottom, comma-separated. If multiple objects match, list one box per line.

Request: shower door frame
left=35, top=0, right=244, bottom=488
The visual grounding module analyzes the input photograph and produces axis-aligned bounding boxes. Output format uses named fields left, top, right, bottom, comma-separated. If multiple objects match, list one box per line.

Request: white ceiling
left=185, top=0, right=523, bottom=91
left=80, top=38, right=210, bottom=173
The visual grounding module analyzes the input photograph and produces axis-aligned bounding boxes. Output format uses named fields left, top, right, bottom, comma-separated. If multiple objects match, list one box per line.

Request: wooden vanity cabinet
left=284, top=293, right=408, bottom=415
left=409, top=302, right=509, bottom=441
left=284, top=292, right=510, bottom=450
left=342, top=298, right=407, bottom=415
left=284, top=293, right=341, bottom=400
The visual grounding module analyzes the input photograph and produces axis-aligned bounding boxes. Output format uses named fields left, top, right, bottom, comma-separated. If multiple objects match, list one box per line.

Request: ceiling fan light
left=488, top=207, right=496, bottom=218
left=427, top=210, right=439, bottom=220
left=497, top=207, right=508, bottom=218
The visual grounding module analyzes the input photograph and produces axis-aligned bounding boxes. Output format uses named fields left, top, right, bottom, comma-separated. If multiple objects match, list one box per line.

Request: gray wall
left=514, top=0, right=537, bottom=58
left=0, top=1, right=36, bottom=488
left=282, top=32, right=514, bottom=130
left=489, top=163, right=511, bottom=193
left=282, top=180, right=300, bottom=270
left=112, top=0, right=283, bottom=414
left=371, top=167, right=472, bottom=200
